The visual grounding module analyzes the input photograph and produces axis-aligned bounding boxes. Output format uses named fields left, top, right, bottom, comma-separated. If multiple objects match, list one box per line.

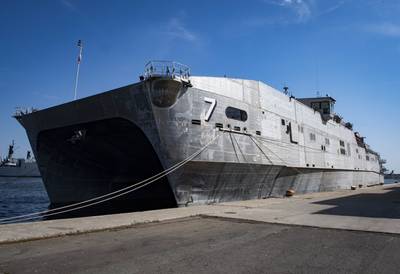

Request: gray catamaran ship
left=15, top=61, right=383, bottom=207
left=0, top=141, right=40, bottom=177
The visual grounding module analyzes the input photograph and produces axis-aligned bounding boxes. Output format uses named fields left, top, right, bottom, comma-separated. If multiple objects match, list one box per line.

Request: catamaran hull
left=16, top=77, right=383, bottom=207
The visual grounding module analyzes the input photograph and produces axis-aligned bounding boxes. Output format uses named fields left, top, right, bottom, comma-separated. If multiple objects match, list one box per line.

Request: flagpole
left=74, top=40, right=83, bottom=100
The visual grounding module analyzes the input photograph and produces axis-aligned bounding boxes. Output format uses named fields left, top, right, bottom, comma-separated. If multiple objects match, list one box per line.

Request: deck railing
left=144, top=61, right=190, bottom=80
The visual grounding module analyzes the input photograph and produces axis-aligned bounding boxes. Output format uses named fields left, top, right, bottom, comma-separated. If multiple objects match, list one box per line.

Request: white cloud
left=59, top=0, right=80, bottom=14
left=366, top=22, right=400, bottom=37
left=163, top=18, right=198, bottom=42
left=264, top=0, right=313, bottom=23
left=255, top=0, right=346, bottom=25
left=318, top=1, right=345, bottom=16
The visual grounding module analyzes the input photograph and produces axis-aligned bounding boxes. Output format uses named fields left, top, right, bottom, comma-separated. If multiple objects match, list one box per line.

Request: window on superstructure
left=325, top=138, right=330, bottom=145
left=321, top=102, right=330, bottom=114
left=311, top=102, right=320, bottom=111
left=366, top=155, right=370, bottom=161
left=281, top=119, right=285, bottom=126
left=225, top=107, right=248, bottom=122
left=309, top=133, right=316, bottom=141
left=339, top=140, right=345, bottom=147
left=340, top=148, right=346, bottom=155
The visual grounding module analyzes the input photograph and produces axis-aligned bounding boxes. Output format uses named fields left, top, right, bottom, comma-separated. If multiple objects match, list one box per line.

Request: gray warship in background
left=14, top=61, right=384, bottom=208
left=0, top=140, right=40, bottom=177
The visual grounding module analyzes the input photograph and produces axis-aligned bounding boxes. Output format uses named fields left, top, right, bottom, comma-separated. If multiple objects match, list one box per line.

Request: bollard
left=286, top=189, right=295, bottom=197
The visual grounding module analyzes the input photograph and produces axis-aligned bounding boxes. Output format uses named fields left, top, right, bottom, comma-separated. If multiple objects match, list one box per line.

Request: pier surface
left=1, top=184, right=400, bottom=273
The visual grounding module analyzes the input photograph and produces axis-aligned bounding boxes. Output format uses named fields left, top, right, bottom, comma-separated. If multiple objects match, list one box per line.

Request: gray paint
left=15, top=72, right=383, bottom=206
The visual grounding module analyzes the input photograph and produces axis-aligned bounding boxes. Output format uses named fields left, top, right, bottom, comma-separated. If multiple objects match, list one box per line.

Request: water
left=384, top=178, right=399, bottom=185
left=0, top=177, right=175, bottom=223
left=0, top=177, right=49, bottom=221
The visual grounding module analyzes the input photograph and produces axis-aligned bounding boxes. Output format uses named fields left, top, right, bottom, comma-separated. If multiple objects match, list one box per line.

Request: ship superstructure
left=15, top=61, right=383, bottom=206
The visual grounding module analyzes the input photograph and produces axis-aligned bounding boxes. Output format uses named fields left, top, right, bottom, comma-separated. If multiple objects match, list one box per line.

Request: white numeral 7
left=204, top=97, right=216, bottom=122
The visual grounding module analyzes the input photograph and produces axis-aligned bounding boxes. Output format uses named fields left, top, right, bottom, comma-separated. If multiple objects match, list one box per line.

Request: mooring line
left=0, top=133, right=221, bottom=224
left=251, top=136, right=303, bottom=175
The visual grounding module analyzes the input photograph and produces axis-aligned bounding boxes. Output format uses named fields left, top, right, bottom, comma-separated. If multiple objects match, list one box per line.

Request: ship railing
left=144, top=60, right=191, bottom=81
left=14, top=107, right=39, bottom=117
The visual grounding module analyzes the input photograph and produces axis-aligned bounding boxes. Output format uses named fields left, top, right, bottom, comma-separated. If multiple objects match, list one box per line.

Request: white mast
left=74, top=40, right=83, bottom=100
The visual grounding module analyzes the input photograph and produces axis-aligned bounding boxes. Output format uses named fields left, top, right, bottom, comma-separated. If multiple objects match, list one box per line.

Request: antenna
left=74, top=40, right=83, bottom=100
left=283, top=86, right=289, bottom=95
left=315, top=59, right=320, bottom=97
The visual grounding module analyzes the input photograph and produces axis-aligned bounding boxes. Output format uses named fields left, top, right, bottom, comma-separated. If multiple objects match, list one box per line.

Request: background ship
left=14, top=61, right=384, bottom=208
left=0, top=141, right=40, bottom=177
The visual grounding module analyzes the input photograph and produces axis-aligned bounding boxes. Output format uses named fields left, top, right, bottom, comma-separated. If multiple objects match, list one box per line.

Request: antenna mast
left=74, top=40, right=83, bottom=100
left=315, top=60, right=320, bottom=97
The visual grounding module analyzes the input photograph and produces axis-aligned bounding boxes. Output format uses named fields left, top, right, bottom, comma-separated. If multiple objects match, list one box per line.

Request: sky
left=0, top=0, right=399, bottom=172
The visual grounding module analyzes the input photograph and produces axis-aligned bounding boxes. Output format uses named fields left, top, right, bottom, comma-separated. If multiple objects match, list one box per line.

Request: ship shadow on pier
left=312, top=185, right=400, bottom=219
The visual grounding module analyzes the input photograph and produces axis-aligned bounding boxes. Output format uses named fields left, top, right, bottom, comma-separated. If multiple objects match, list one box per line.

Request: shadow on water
left=312, top=185, right=400, bottom=219
left=0, top=177, right=177, bottom=223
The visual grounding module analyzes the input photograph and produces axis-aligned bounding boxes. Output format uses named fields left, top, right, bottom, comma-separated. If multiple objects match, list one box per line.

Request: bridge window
left=225, top=107, right=248, bottom=122
left=321, top=102, right=330, bottom=114
left=311, top=102, right=319, bottom=111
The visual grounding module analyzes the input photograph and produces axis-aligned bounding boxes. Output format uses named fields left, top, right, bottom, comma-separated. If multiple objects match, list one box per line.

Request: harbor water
left=0, top=176, right=176, bottom=222
left=0, top=177, right=48, bottom=220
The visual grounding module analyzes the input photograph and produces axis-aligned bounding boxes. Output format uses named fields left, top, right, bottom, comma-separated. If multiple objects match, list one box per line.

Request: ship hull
left=0, top=162, right=40, bottom=177
left=16, top=78, right=384, bottom=207
left=173, top=161, right=382, bottom=205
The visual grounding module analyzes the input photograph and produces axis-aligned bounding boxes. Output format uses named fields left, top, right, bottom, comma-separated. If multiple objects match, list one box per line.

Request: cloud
left=318, top=1, right=345, bottom=16
left=264, top=0, right=313, bottom=23
left=147, top=16, right=203, bottom=57
left=247, top=0, right=346, bottom=27
left=365, top=22, right=400, bottom=37
left=59, top=0, right=79, bottom=13
left=163, top=18, right=198, bottom=42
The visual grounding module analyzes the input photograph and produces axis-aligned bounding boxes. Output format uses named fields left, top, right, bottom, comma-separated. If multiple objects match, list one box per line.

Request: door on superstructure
left=289, top=122, right=299, bottom=144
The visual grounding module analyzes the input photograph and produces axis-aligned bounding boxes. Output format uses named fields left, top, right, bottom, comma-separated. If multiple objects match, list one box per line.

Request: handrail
left=144, top=60, right=190, bottom=80
left=14, top=107, right=38, bottom=117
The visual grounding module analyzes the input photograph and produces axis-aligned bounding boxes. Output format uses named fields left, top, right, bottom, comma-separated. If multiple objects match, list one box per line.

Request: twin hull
left=17, top=78, right=383, bottom=206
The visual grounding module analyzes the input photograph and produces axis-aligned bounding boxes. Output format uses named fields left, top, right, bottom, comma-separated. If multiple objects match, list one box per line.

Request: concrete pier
left=1, top=184, right=400, bottom=273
